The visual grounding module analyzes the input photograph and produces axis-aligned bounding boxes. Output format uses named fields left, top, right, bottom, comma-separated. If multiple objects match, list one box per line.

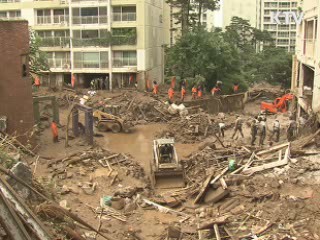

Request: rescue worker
left=129, top=74, right=134, bottom=86
left=197, top=85, right=203, bottom=98
left=34, top=76, right=41, bottom=91
left=153, top=81, right=159, bottom=95
left=90, top=79, right=98, bottom=90
left=71, top=74, right=76, bottom=88
left=259, top=119, right=267, bottom=146
left=287, top=117, right=297, bottom=141
left=218, top=122, right=226, bottom=138
left=269, top=119, right=280, bottom=142
left=168, top=87, right=175, bottom=101
left=231, top=115, right=244, bottom=139
left=233, top=83, right=239, bottom=94
left=181, top=86, right=186, bottom=101
left=211, top=85, right=221, bottom=96
left=192, top=86, right=197, bottom=99
left=51, top=120, right=59, bottom=143
left=250, top=117, right=258, bottom=145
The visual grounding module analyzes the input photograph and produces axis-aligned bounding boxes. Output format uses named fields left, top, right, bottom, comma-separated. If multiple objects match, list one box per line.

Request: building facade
left=260, top=0, right=298, bottom=52
left=222, top=0, right=259, bottom=29
left=0, top=20, right=34, bottom=144
left=291, top=0, right=320, bottom=122
left=0, top=0, right=169, bottom=90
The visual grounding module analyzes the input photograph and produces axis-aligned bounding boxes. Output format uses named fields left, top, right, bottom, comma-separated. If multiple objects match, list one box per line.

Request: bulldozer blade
left=154, top=173, right=185, bottom=189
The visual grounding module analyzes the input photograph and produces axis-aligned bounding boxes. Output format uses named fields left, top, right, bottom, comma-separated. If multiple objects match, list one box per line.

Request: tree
left=165, top=28, right=246, bottom=93
left=193, top=0, right=219, bottom=27
left=29, top=30, right=50, bottom=76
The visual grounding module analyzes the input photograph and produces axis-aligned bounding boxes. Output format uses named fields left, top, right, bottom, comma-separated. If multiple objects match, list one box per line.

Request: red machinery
left=260, top=93, right=294, bottom=114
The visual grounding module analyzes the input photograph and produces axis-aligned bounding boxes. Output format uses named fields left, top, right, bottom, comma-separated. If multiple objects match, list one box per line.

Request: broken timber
left=194, top=173, right=214, bottom=204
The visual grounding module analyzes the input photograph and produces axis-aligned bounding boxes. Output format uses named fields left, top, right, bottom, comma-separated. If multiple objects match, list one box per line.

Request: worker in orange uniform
left=211, top=85, right=221, bottom=96
left=197, top=85, right=203, bottom=98
left=71, top=74, right=76, bottom=88
left=34, top=76, right=40, bottom=91
left=233, top=83, right=239, bottom=93
left=51, top=120, right=59, bottom=143
left=153, top=81, right=159, bottom=95
left=191, top=86, right=197, bottom=99
left=181, top=86, right=186, bottom=102
left=168, top=87, right=175, bottom=102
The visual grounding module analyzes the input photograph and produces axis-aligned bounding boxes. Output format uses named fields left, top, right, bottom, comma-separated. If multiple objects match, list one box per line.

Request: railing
left=74, top=60, right=108, bottom=69
left=112, top=35, right=136, bottom=45
left=72, top=15, right=107, bottom=24
left=113, top=57, right=137, bottom=67
left=39, top=37, right=70, bottom=47
left=36, top=16, right=52, bottom=24
left=72, top=38, right=111, bottom=47
left=53, top=15, right=69, bottom=24
left=304, top=39, right=315, bottom=58
left=48, top=58, right=70, bottom=68
left=112, top=12, right=136, bottom=22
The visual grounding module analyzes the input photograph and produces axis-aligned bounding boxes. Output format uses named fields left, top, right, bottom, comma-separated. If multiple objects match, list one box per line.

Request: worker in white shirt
left=259, top=119, right=267, bottom=146
left=269, top=119, right=280, bottom=142
left=218, top=122, right=226, bottom=138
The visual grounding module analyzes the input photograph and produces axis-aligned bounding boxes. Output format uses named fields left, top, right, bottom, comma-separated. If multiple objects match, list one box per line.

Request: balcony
left=53, top=15, right=69, bottom=24
left=39, top=37, right=70, bottom=47
left=48, top=58, right=70, bottom=69
left=303, top=39, right=315, bottom=58
left=72, top=38, right=111, bottom=47
left=112, top=35, right=136, bottom=45
left=112, top=12, right=136, bottom=22
left=72, top=15, right=107, bottom=24
left=113, top=57, right=136, bottom=67
left=36, top=16, right=51, bottom=24
left=74, top=60, right=108, bottom=69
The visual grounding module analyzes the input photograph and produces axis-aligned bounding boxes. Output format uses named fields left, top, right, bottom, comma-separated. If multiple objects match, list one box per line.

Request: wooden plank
left=210, top=167, right=228, bottom=185
left=214, top=224, right=221, bottom=240
left=194, top=173, right=214, bottom=204
left=256, top=142, right=289, bottom=156
left=220, top=177, right=228, bottom=190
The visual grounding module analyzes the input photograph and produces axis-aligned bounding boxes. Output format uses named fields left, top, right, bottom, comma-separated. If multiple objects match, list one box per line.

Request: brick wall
left=0, top=21, right=35, bottom=144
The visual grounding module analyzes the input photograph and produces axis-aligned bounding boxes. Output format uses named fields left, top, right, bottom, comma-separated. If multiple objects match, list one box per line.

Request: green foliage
left=165, top=16, right=292, bottom=93
left=29, top=29, right=50, bottom=75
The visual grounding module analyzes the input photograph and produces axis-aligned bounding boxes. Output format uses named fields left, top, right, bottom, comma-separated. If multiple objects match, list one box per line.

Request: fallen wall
left=184, top=93, right=245, bottom=114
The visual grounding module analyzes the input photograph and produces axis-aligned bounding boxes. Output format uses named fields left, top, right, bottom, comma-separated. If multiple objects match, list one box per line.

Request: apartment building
left=291, top=0, right=320, bottom=122
left=0, top=0, right=169, bottom=90
left=260, top=0, right=298, bottom=52
left=222, top=0, right=259, bottom=29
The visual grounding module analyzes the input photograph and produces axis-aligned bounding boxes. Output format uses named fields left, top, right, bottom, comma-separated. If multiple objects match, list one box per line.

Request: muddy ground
left=21, top=86, right=320, bottom=239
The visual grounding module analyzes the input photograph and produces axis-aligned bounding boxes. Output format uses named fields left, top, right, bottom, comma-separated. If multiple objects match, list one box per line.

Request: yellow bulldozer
left=93, top=110, right=129, bottom=133
left=150, top=139, right=186, bottom=189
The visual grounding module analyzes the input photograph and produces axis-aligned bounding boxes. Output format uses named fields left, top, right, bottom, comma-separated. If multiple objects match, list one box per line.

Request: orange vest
left=192, top=87, right=197, bottom=94
left=234, top=85, right=239, bottom=92
left=51, top=122, right=58, bottom=137
left=71, top=75, right=76, bottom=88
left=168, top=88, right=174, bottom=99
left=129, top=74, right=134, bottom=83
left=34, top=77, right=40, bottom=86
left=198, top=90, right=203, bottom=97
left=181, top=88, right=186, bottom=97
left=153, top=85, right=159, bottom=94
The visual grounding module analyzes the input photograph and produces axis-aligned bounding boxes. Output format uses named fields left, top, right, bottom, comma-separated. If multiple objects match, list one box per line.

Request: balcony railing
left=48, top=58, right=70, bottom=69
left=72, top=15, right=107, bottom=24
left=112, top=12, right=136, bottom=22
left=74, top=60, right=108, bottom=69
left=72, top=38, right=111, bottom=47
left=53, top=15, right=69, bottom=24
left=113, top=57, right=136, bottom=67
left=36, top=16, right=51, bottom=24
left=112, top=35, right=136, bottom=45
left=304, top=39, right=315, bottom=58
left=39, top=37, right=70, bottom=47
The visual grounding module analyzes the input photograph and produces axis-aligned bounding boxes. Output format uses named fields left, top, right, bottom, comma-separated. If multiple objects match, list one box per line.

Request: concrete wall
left=184, top=93, right=245, bottom=114
left=0, top=21, right=34, bottom=144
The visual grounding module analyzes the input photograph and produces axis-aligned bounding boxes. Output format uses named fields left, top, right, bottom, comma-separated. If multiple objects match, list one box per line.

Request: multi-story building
left=291, top=0, right=320, bottom=122
left=222, top=0, right=259, bottom=29
left=0, top=0, right=169, bottom=90
left=260, top=0, right=298, bottom=52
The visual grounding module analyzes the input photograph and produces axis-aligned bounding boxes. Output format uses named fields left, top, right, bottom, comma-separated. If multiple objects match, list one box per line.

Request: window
left=264, top=2, right=277, bottom=8
left=278, top=32, right=289, bottom=37
left=264, top=17, right=270, bottom=22
left=37, top=30, right=52, bottom=38
left=279, top=2, right=290, bottom=8
left=291, top=2, right=298, bottom=7
left=202, top=13, right=207, bottom=21
left=113, top=6, right=136, bottom=21
left=73, top=52, right=108, bottom=69
left=113, top=51, right=137, bottom=67
left=37, top=9, right=51, bottom=24
left=82, top=30, right=99, bottom=39
left=8, top=11, right=20, bottom=18
left=0, top=11, right=6, bottom=18
left=277, top=39, right=289, bottom=45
